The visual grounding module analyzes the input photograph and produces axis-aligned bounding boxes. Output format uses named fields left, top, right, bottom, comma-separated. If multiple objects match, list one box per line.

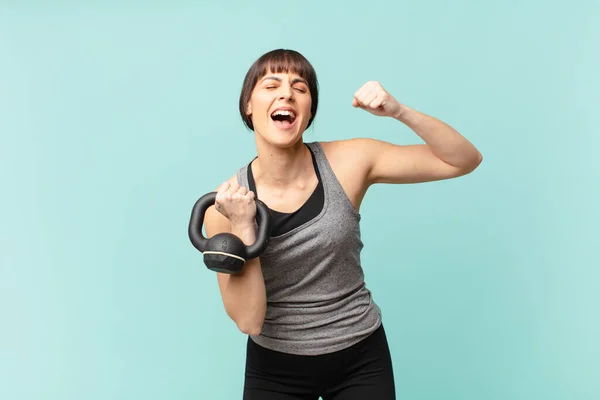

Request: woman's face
left=246, top=71, right=312, bottom=147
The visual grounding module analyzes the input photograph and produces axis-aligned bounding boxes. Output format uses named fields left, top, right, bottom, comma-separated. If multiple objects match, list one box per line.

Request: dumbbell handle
left=188, top=191, right=272, bottom=260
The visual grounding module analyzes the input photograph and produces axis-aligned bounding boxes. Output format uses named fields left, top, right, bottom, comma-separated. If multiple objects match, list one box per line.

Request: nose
left=278, top=85, right=294, bottom=101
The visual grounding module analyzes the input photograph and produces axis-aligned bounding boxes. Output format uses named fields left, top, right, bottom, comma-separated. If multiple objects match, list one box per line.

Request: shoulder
left=318, top=138, right=378, bottom=157
left=317, top=138, right=377, bottom=176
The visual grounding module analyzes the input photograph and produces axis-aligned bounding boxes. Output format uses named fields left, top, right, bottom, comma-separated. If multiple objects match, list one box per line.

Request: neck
left=252, top=137, right=312, bottom=189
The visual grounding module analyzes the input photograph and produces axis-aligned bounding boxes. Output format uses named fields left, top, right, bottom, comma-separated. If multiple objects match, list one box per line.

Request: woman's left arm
left=350, top=81, right=483, bottom=185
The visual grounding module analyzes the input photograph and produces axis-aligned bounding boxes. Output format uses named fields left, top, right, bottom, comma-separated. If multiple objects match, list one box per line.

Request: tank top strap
left=236, top=163, right=250, bottom=190
left=306, top=141, right=361, bottom=220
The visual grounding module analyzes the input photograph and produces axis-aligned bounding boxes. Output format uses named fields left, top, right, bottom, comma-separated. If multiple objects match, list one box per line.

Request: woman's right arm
left=203, top=182, right=267, bottom=336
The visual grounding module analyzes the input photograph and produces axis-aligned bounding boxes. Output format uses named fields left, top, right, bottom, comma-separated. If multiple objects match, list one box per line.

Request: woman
left=204, top=49, right=482, bottom=399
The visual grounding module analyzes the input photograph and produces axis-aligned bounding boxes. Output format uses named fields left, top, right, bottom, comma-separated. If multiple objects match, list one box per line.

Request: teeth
left=272, top=110, right=296, bottom=119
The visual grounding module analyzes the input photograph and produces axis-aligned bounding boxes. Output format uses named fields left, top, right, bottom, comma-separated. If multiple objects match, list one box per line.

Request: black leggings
left=243, top=324, right=396, bottom=399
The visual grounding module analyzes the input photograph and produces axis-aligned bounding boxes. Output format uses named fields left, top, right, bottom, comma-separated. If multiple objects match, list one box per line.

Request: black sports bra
left=247, top=145, right=324, bottom=237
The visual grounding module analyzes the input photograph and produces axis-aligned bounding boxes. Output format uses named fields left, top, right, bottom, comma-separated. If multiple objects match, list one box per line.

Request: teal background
left=1, top=1, right=598, bottom=399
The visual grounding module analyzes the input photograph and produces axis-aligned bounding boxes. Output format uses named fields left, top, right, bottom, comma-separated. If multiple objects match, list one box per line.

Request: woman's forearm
left=222, top=224, right=266, bottom=336
left=396, top=105, right=482, bottom=169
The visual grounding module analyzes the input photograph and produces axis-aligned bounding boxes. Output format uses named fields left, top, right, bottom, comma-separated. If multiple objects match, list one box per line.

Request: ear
left=246, top=102, right=252, bottom=116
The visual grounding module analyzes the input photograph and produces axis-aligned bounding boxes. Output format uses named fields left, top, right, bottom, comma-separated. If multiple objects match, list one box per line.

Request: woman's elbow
left=460, top=151, right=483, bottom=175
left=474, top=151, right=483, bottom=168
left=236, top=319, right=263, bottom=336
left=226, top=307, right=264, bottom=336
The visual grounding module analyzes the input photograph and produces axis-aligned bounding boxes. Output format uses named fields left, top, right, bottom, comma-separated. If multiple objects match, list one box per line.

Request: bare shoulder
left=319, top=138, right=375, bottom=177
left=319, top=138, right=365, bottom=152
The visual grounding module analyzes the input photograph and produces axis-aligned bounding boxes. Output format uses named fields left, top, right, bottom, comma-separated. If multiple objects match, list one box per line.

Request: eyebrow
left=260, top=75, right=308, bottom=85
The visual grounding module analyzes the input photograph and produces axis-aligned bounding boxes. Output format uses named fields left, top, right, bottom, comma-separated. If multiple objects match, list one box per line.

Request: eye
left=294, top=87, right=307, bottom=93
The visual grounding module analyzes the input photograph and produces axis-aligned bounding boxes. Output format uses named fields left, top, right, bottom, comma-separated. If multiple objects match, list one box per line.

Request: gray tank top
left=236, top=141, right=382, bottom=355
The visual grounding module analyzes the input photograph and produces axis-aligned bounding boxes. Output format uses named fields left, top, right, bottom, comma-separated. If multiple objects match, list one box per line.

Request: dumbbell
left=188, top=191, right=271, bottom=274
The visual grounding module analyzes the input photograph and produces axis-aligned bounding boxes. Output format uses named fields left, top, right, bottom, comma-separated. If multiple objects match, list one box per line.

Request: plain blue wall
left=1, top=1, right=598, bottom=399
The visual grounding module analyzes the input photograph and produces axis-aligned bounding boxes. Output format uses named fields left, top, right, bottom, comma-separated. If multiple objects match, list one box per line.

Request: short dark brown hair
left=239, top=49, right=319, bottom=131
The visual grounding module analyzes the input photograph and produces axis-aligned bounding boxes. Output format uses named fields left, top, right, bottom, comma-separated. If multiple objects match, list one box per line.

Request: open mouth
left=271, top=109, right=297, bottom=129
